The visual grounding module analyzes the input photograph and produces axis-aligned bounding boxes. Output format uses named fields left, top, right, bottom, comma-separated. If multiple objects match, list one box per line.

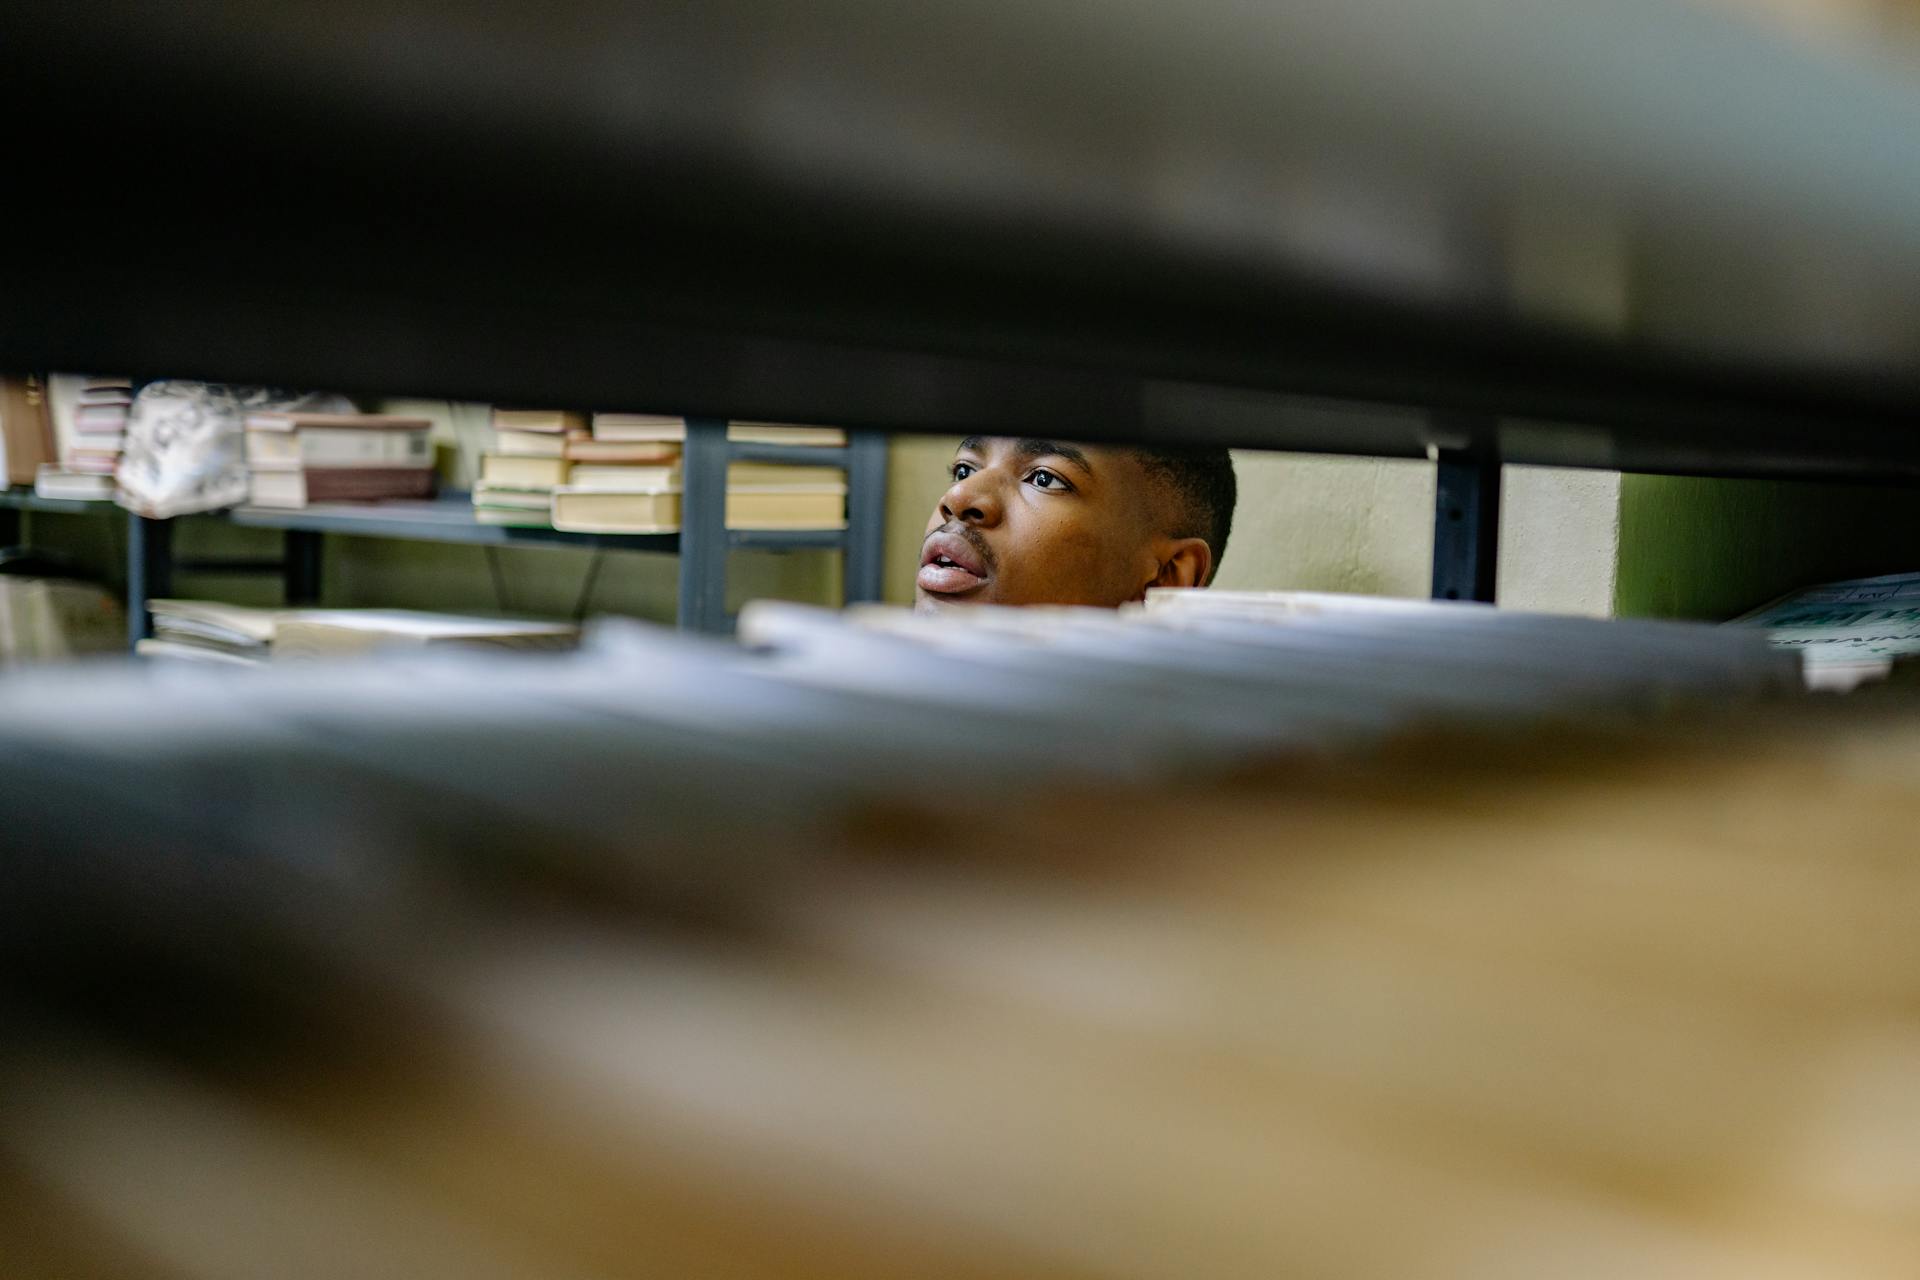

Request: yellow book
left=725, top=488, right=846, bottom=530
left=726, top=422, right=847, bottom=446
left=727, top=462, right=846, bottom=488
left=479, top=454, right=571, bottom=490
left=491, top=408, right=586, bottom=434
left=550, top=486, right=681, bottom=533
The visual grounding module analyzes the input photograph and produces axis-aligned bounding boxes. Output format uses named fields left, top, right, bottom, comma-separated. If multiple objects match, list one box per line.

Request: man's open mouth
left=918, top=530, right=989, bottom=596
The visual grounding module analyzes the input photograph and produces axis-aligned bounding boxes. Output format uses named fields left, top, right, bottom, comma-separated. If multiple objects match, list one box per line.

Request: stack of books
left=724, top=422, right=848, bottom=531
left=67, top=376, right=131, bottom=478
left=548, top=412, right=685, bottom=534
left=243, top=411, right=436, bottom=509
left=473, top=409, right=588, bottom=526
left=34, top=373, right=129, bottom=501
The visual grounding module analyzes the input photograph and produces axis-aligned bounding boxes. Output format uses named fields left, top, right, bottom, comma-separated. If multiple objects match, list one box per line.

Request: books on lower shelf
left=243, top=411, right=437, bottom=509
left=144, top=598, right=279, bottom=663
left=273, top=611, right=580, bottom=659
left=141, top=599, right=581, bottom=664
left=134, top=637, right=262, bottom=665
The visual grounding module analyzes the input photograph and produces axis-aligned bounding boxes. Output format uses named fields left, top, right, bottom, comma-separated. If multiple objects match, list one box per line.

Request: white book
left=147, top=598, right=288, bottom=648
left=493, top=429, right=571, bottom=458
left=566, top=463, right=684, bottom=492
left=33, top=463, right=113, bottom=501
left=474, top=506, right=552, bottom=527
left=590, top=414, right=685, bottom=443
left=136, top=638, right=264, bottom=667
left=471, top=484, right=552, bottom=511
left=726, top=422, right=847, bottom=446
left=246, top=424, right=434, bottom=471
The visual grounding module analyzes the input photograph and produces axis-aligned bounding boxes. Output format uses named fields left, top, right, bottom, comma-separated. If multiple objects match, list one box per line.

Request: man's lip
left=917, top=562, right=987, bottom=595
left=920, top=530, right=987, bottom=577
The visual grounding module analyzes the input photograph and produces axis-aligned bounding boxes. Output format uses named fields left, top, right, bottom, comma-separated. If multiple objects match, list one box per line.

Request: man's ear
left=1149, top=537, right=1213, bottom=592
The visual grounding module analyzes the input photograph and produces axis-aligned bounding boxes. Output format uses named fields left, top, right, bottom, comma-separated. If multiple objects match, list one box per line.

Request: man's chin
left=914, top=587, right=989, bottom=612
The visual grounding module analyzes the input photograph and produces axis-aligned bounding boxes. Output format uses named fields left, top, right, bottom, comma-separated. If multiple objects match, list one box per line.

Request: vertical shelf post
left=842, top=430, right=888, bottom=605
left=126, top=513, right=174, bottom=648
left=1431, top=446, right=1500, bottom=603
left=677, top=418, right=731, bottom=632
left=284, top=529, right=324, bottom=605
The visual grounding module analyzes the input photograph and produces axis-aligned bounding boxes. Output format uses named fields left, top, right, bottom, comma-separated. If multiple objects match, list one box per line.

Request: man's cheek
left=1036, top=524, right=1114, bottom=599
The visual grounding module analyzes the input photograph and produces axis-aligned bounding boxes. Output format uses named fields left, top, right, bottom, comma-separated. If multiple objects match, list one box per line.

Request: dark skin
left=915, top=436, right=1212, bottom=611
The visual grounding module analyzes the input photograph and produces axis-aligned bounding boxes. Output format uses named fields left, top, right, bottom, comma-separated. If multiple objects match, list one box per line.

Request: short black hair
left=1132, top=446, right=1237, bottom=584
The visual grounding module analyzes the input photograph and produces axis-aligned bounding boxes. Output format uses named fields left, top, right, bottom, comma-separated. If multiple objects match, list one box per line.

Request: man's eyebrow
left=954, top=436, right=1095, bottom=474
left=1011, top=438, right=1094, bottom=473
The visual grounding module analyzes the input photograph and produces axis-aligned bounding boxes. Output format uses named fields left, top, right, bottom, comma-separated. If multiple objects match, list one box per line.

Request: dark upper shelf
left=9, top=0, right=1920, bottom=479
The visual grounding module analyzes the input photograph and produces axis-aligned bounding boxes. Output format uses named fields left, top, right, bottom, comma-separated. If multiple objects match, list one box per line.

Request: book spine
left=298, top=467, right=436, bottom=502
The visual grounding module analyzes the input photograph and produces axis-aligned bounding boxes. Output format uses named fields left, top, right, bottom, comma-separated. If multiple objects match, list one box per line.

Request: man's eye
left=950, top=461, right=975, bottom=481
left=1028, top=468, right=1069, bottom=491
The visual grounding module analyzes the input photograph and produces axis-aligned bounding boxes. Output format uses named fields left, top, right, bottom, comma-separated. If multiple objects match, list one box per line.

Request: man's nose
left=939, top=472, right=1001, bottom=527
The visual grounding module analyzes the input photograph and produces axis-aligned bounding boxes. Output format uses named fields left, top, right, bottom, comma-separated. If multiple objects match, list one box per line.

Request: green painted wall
left=1614, top=474, right=1920, bottom=621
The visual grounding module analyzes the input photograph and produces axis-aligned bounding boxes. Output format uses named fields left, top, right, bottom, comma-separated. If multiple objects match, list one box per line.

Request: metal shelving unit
left=1, top=420, right=887, bottom=646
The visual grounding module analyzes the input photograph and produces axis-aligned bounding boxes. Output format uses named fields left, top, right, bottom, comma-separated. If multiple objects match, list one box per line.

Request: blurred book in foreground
left=11, top=601, right=1911, bottom=1278
left=1733, top=570, right=1920, bottom=690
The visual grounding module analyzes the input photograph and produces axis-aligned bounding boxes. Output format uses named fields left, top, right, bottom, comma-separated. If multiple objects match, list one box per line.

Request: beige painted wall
left=1212, top=453, right=1433, bottom=598
left=1500, top=467, right=1620, bottom=617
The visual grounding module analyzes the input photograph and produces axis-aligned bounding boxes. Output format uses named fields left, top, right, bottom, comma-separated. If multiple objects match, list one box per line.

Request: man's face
left=916, top=436, right=1172, bottom=611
